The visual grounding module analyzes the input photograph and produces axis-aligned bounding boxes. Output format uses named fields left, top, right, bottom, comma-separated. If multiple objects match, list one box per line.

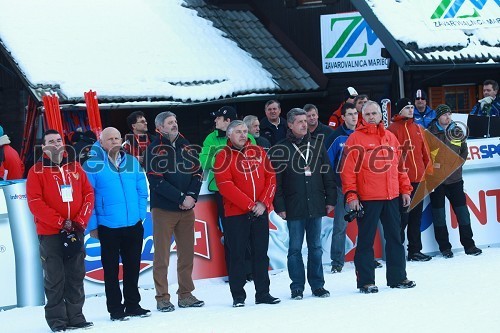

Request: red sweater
left=387, top=115, right=430, bottom=183
left=26, top=156, right=94, bottom=235
left=341, top=121, right=412, bottom=202
left=213, top=140, right=276, bottom=217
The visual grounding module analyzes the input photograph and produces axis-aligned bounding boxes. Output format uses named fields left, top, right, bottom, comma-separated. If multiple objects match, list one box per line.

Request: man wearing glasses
left=413, top=89, right=436, bottom=128
left=123, top=111, right=155, bottom=166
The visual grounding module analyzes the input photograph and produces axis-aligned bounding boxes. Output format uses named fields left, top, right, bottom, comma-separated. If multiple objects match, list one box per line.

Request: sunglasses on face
left=415, top=98, right=426, bottom=101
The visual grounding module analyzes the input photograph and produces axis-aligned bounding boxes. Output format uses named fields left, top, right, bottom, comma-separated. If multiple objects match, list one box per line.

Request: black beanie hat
left=413, top=89, right=428, bottom=101
left=395, top=98, right=412, bottom=114
left=435, top=104, right=451, bottom=119
left=343, top=87, right=358, bottom=101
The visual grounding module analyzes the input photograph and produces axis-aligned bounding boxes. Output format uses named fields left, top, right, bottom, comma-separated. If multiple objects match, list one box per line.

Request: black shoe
left=291, top=290, right=303, bottom=300
left=67, top=321, right=94, bottom=329
left=407, top=252, right=432, bottom=262
left=125, top=307, right=151, bottom=318
left=52, top=326, right=66, bottom=332
left=441, top=249, right=454, bottom=258
left=110, top=312, right=130, bottom=321
left=390, top=279, right=416, bottom=289
left=359, top=284, right=378, bottom=294
left=331, top=265, right=343, bottom=273
left=233, top=299, right=245, bottom=307
left=465, top=246, right=482, bottom=256
left=255, top=294, right=281, bottom=305
left=374, top=260, right=383, bottom=268
left=312, top=287, right=330, bottom=298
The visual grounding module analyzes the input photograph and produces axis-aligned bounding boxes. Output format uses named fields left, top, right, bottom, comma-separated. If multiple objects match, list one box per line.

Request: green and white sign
left=320, top=12, right=389, bottom=74
left=428, top=0, right=500, bottom=30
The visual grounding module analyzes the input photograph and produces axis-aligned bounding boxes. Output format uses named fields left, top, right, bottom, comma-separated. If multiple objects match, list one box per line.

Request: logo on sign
left=9, top=194, right=27, bottom=200
left=320, top=12, right=389, bottom=73
left=84, top=213, right=210, bottom=283
left=430, top=0, right=500, bottom=29
left=325, top=16, right=378, bottom=59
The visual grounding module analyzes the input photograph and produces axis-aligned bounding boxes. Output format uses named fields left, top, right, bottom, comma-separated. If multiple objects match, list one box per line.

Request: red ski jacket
left=214, top=140, right=276, bottom=217
left=26, top=155, right=94, bottom=235
left=341, top=121, right=412, bottom=202
left=387, top=115, right=431, bottom=183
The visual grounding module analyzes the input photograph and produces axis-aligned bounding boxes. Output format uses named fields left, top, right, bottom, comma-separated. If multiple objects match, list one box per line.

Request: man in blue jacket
left=413, top=89, right=436, bottom=128
left=327, top=103, right=358, bottom=273
left=84, top=127, right=150, bottom=321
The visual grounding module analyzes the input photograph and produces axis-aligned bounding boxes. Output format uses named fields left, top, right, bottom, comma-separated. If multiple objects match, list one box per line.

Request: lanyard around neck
left=292, top=141, right=310, bottom=165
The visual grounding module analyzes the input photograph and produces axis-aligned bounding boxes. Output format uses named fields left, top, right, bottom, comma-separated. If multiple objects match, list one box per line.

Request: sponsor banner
left=320, top=12, right=389, bottom=73
left=1, top=149, right=500, bottom=307
left=427, top=0, right=500, bottom=30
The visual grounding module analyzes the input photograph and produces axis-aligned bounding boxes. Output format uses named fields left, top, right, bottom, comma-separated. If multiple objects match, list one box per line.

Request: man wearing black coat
left=269, top=108, right=336, bottom=301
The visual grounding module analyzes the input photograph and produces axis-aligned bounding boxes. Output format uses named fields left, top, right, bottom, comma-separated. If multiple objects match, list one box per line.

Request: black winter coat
left=269, top=133, right=336, bottom=220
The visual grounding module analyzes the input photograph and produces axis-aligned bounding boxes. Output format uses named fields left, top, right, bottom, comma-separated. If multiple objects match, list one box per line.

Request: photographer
left=341, top=101, right=415, bottom=294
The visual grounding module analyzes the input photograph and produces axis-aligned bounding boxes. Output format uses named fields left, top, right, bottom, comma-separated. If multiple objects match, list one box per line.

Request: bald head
left=100, top=127, right=122, bottom=154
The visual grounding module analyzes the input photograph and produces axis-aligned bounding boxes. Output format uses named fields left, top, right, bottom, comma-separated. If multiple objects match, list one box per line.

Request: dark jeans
left=400, top=182, right=424, bottom=254
left=224, top=213, right=270, bottom=301
left=39, top=233, right=87, bottom=331
left=430, top=180, right=475, bottom=251
left=98, top=221, right=144, bottom=314
left=287, top=217, right=324, bottom=292
left=355, top=199, right=407, bottom=288
left=331, top=187, right=347, bottom=266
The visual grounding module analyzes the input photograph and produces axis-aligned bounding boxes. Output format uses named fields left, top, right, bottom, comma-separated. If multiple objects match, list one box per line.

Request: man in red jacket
left=26, top=129, right=94, bottom=332
left=388, top=98, right=432, bottom=262
left=341, top=101, right=416, bottom=294
left=213, top=120, right=280, bottom=308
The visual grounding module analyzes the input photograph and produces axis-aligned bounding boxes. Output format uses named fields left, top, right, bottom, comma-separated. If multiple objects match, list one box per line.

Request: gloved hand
left=62, top=219, right=73, bottom=232
left=480, top=96, right=494, bottom=106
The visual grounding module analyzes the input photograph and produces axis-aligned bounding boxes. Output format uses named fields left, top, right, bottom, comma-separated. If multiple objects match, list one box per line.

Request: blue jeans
left=287, top=217, right=324, bottom=292
left=330, top=187, right=347, bottom=266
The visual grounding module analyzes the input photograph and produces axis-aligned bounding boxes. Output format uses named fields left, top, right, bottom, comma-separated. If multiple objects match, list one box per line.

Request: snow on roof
left=361, top=0, right=500, bottom=65
left=0, top=0, right=277, bottom=102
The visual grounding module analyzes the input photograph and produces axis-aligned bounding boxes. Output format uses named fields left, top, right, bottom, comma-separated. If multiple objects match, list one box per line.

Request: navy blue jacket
left=327, top=124, right=354, bottom=187
left=144, top=133, right=202, bottom=211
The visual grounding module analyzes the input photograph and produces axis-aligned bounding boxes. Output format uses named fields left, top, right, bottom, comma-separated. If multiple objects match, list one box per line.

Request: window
left=429, top=85, right=477, bottom=114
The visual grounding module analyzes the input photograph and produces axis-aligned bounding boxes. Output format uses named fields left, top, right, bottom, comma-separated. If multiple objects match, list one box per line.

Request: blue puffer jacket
left=327, top=124, right=354, bottom=187
left=83, top=142, right=148, bottom=231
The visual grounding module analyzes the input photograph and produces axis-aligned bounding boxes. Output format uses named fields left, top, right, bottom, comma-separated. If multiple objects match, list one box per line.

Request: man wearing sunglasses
left=413, top=89, right=436, bottom=128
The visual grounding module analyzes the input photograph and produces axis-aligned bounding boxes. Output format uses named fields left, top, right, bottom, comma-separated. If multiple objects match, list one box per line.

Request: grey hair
left=226, top=120, right=247, bottom=136
left=361, top=100, right=381, bottom=114
left=287, top=108, right=306, bottom=124
left=242, top=115, right=258, bottom=128
left=155, top=111, right=176, bottom=128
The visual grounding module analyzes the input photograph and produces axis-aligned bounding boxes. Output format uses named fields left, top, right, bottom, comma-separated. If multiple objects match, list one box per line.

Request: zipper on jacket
left=58, top=165, right=71, bottom=220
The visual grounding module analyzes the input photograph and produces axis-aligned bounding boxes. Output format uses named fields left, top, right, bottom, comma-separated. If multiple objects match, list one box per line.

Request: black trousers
left=400, top=182, right=424, bottom=254
left=355, top=198, right=407, bottom=288
left=430, top=180, right=475, bottom=251
left=215, top=191, right=253, bottom=277
left=98, top=221, right=144, bottom=315
left=224, top=213, right=270, bottom=301
left=39, top=233, right=87, bottom=331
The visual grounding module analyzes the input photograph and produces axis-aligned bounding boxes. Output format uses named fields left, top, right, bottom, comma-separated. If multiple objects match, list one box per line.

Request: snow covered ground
left=1, top=246, right=499, bottom=332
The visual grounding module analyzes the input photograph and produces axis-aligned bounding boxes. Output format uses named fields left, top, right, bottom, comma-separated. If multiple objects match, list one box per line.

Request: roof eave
left=350, top=0, right=412, bottom=70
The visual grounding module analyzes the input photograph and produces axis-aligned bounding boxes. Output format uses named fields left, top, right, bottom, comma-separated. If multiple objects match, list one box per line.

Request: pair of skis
left=42, top=90, right=103, bottom=140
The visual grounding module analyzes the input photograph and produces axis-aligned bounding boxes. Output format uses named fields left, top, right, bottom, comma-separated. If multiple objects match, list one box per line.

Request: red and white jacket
left=341, top=121, right=413, bottom=202
left=214, top=140, right=276, bottom=217
left=26, top=154, right=94, bottom=235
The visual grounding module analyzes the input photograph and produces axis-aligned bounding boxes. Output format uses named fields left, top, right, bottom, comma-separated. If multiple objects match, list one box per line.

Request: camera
left=344, top=208, right=364, bottom=222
